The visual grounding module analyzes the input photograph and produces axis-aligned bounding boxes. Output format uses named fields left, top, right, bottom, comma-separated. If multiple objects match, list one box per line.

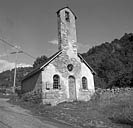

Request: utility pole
left=10, top=51, right=23, bottom=93
left=0, top=38, right=35, bottom=92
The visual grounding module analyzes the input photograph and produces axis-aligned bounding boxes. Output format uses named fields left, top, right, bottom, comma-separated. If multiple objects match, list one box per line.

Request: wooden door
left=69, top=76, right=76, bottom=100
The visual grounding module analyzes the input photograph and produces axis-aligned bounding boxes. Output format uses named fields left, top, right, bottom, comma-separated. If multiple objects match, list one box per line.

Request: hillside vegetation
left=82, top=33, right=133, bottom=88
left=0, top=33, right=133, bottom=89
left=0, top=67, right=32, bottom=89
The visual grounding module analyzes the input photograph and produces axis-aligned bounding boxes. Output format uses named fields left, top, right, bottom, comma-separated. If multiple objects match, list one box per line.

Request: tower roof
left=56, top=6, right=77, bottom=20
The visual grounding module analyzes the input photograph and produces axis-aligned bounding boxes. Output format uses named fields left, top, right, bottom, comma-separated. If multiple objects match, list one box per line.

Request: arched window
left=53, top=75, right=60, bottom=89
left=82, top=77, right=88, bottom=90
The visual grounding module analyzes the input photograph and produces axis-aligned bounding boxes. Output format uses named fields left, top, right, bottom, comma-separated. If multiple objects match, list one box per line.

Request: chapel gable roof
left=78, top=53, right=96, bottom=75
left=22, top=51, right=96, bottom=81
left=22, top=50, right=62, bottom=81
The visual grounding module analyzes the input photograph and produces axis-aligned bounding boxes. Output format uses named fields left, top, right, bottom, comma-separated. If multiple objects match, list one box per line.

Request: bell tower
left=57, top=7, right=77, bottom=54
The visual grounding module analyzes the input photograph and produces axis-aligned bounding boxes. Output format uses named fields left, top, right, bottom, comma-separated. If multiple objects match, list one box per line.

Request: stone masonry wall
left=58, top=8, right=77, bottom=53
left=42, top=52, right=95, bottom=105
left=42, top=62, right=68, bottom=106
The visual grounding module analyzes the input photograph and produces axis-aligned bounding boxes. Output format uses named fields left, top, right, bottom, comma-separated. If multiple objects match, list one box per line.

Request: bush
left=21, top=89, right=42, bottom=104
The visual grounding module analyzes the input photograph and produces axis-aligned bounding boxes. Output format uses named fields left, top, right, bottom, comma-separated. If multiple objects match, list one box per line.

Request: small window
left=67, top=64, right=73, bottom=71
left=46, top=82, right=50, bottom=90
left=53, top=75, right=60, bottom=89
left=82, top=77, right=88, bottom=90
left=65, top=11, right=70, bottom=22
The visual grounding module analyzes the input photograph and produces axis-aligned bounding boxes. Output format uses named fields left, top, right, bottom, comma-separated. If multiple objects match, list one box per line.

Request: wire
left=0, top=38, right=36, bottom=59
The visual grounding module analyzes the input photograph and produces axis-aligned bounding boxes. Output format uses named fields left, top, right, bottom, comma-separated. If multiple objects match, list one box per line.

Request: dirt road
left=0, top=98, right=71, bottom=128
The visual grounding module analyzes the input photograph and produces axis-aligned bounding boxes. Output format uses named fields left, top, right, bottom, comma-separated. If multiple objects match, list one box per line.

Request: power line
left=0, top=38, right=36, bottom=59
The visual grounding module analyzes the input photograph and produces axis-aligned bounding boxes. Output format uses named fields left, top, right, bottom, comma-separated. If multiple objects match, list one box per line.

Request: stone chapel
left=21, top=7, right=96, bottom=105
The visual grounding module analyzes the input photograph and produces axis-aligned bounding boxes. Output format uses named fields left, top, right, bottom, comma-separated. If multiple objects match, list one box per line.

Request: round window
left=67, top=64, right=73, bottom=71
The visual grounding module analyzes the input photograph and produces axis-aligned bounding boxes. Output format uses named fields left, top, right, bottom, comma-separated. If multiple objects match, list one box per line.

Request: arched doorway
left=68, top=76, right=76, bottom=100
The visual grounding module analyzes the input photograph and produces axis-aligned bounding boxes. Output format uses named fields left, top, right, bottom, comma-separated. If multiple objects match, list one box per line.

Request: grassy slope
left=8, top=89, right=133, bottom=128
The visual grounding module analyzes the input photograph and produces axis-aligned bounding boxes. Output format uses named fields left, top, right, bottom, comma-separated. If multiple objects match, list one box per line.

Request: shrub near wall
left=22, top=88, right=42, bottom=104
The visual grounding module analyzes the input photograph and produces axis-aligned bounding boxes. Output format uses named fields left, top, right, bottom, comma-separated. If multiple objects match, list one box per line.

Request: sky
left=0, top=0, right=133, bottom=72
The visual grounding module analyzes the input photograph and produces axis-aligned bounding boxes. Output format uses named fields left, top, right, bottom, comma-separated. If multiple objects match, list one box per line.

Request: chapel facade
left=21, top=7, right=95, bottom=105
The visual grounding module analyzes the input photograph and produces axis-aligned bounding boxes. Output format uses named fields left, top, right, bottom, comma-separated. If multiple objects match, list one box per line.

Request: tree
left=33, top=55, right=48, bottom=68
left=81, top=33, right=133, bottom=88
